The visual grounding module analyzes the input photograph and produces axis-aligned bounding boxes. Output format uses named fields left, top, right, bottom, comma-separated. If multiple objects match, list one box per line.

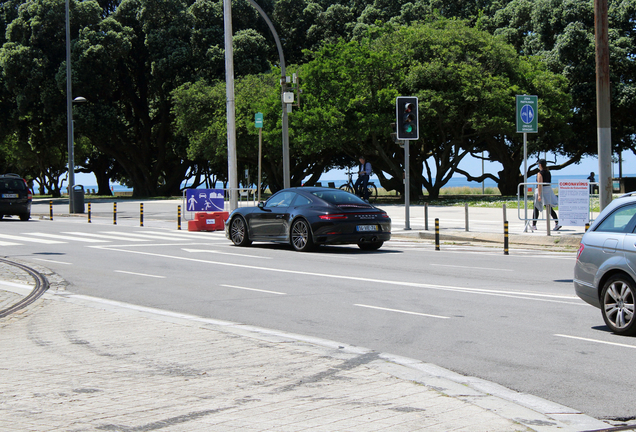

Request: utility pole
left=224, top=0, right=238, bottom=211
left=595, top=0, right=612, bottom=210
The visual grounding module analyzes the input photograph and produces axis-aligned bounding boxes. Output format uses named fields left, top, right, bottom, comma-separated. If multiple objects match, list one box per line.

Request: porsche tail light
left=319, top=214, right=348, bottom=220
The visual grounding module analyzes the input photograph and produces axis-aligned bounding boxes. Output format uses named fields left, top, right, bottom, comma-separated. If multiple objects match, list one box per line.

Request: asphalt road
left=2, top=201, right=633, bottom=422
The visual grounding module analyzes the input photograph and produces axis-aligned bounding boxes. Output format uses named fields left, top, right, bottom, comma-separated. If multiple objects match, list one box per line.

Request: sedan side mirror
left=258, top=202, right=265, bottom=209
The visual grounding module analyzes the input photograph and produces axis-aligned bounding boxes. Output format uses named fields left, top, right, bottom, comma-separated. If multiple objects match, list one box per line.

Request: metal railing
left=517, top=182, right=598, bottom=232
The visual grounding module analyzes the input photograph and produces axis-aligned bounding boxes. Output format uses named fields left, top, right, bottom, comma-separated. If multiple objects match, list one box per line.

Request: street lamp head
left=73, top=96, right=87, bottom=103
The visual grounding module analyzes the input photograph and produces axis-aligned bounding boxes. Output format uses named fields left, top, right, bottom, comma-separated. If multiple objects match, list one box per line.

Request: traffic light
left=396, top=96, right=419, bottom=140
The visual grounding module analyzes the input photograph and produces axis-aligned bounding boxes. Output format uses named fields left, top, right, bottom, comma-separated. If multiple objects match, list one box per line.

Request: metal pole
left=481, top=151, right=485, bottom=194
left=88, top=202, right=91, bottom=223
left=282, top=82, right=290, bottom=189
left=424, top=203, right=428, bottom=230
left=178, top=205, right=182, bottom=230
left=140, top=203, right=144, bottom=227
left=465, top=203, right=469, bottom=232
left=546, top=204, right=551, bottom=236
left=113, top=202, right=117, bottom=225
left=49, top=201, right=53, bottom=221
left=258, top=128, right=262, bottom=202
left=595, top=0, right=613, bottom=211
left=65, top=0, right=74, bottom=214
left=224, top=0, right=238, bottom=211
left=404, top=140, right=410, bottom=230
left=523, top=132, right=528, bottom=227
left=244, top=0, right=289, bottom=189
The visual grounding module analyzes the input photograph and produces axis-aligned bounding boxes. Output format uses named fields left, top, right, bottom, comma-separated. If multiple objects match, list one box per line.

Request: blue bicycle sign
left=516, top=95, right=538, bottom=133
left=520, top=104, right=534, bottom=124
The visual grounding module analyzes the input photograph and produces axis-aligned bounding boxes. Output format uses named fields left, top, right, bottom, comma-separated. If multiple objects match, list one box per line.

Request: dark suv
left=0, top=174, right=32, bottom=221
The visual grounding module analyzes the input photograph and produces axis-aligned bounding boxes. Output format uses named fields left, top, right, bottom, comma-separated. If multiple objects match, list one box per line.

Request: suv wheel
left=601, top=274, right=636, bottom=335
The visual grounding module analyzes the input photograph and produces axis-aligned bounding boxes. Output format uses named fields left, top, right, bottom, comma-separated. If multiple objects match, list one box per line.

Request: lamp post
left=68, top=96, right=87, bottom=213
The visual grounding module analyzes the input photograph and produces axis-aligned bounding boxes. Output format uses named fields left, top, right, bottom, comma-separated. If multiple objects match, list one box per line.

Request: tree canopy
left=1, top=0, right=634, bottom=197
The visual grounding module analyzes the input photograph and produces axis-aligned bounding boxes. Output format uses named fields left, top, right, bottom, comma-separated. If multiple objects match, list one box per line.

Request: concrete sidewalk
left=0, top=255, right=609, bottom=432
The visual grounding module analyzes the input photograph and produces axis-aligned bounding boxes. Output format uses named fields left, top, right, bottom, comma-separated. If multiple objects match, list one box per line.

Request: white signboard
left=558, top=181, right=590, bottom=226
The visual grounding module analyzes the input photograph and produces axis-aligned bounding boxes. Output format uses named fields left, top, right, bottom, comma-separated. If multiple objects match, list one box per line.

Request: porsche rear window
left=311, top=190, right=365, bottom=205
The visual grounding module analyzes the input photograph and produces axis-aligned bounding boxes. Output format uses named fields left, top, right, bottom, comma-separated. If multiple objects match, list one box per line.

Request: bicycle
left=340, top=169, right=378, bottom=203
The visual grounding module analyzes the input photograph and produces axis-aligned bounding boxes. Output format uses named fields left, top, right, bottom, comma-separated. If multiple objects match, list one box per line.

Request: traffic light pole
left=404, top=140, right=410, bottom=230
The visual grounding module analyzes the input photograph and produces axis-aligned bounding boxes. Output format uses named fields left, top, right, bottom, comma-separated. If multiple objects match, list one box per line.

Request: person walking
left=532, top=159, right=561, bottom=231
left=354, top=156, right=372, bottom=202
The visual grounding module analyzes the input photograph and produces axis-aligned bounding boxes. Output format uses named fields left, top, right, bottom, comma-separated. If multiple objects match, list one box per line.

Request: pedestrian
left=354, top=156, right=372, bottom=202
left=587, top=171, right=596, bottom=194
left=532, top=159, right=561, bottom=231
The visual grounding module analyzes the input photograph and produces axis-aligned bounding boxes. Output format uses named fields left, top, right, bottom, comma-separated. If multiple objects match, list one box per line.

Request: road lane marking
left=64, top=232, right=151, bottom=242
left=0, top=233, right=62, bottom=244
left=182, top=248, right=272, bottom=259
left=430, top=263, right=513, bottom=272
left=220, top=284, right=285, bottom=295
left=555, top=334, right=636, bottom=349
left=0, top=240, right=20, bottom=246
left=27, top=233, right=109, bottom=242
left=100, top=231, right=187, bottom=241
left=141, top=230, right=227, bottom=240
left=32, top=258, right=72, bottom=265
left=354, top=304, right=449, bottom=319
left=114, top=270, right=166, bottom=279
left=93, top=246, right=582, bottom=304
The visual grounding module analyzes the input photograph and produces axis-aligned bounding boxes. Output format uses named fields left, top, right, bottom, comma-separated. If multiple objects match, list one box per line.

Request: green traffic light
left=405, top=124, right=413, bottom=133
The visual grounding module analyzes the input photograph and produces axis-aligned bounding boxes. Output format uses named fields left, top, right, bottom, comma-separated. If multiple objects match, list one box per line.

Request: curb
left=393, top=230, right=583, bottom=247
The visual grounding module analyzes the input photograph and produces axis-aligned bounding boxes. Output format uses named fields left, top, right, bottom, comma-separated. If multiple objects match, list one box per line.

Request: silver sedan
left=574, top=192, right=636, bottom=335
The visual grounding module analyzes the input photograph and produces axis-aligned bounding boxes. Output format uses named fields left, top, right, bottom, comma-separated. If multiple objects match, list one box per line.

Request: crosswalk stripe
left=63, top=232, right=151, bottom=242
left=0, top=233, right=62, bottom=244
left=140, top=230, right=226, bottom=240
left=0, top=240, right=20, bottom=246
left=99, top=231, right=188, bottom=241
left=27, top=233, right=109, bottom=243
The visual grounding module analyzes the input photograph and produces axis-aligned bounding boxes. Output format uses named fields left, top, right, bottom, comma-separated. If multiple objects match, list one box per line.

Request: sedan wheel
left=601, top=275, right=636, bottom=335
left=230, top=216, right=251, bottom=246
left=291, top=219, right=314, bottom=252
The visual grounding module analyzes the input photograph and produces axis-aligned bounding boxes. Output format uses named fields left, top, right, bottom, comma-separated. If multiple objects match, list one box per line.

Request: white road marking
left=182, top=248, right=272, bottom=259
left=64, top=232, right=151, bottom=242
left=27, top=232, right=109, bottom=242
left=555, top=334, right=636, bottom=349
left=114, top=270, right=166, bottom=279
left=0, top=233, right=62, bottom=244
left=220, top=284, right=285, bottom=295
left=100, top=231, right=186, bottom=241
left=0, top=240, right=20, bottom=246
left=430, top=263, right=513, bottom=272
left=32, top=258, right=72, bottom=265
left=355, top=304, right=449, bottom=319
left=94, top=246, right=578, bottom=305
left=141, top=230, right=226, bottom=240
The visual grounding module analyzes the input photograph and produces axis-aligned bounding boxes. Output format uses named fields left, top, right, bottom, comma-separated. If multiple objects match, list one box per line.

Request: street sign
left=516, top=95, right=538, bottom=133
left=186, top=189, right=225, bottom=212
left=255, top=112, right=263, bottom=128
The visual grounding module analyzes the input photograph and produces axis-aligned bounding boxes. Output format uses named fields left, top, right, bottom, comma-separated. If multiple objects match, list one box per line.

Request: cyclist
left=354, top=156, right=372, bottom=202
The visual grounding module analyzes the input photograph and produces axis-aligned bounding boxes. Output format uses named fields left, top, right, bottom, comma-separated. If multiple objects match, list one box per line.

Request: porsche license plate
left=1, top=193, right=18, bottom=198
left=356, top=225, right=378, bottom=232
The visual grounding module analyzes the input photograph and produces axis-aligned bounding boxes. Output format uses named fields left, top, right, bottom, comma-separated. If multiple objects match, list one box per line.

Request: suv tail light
left=576, top=243, right=585, bottom=261
left=22, top=179, right=32, bottom=199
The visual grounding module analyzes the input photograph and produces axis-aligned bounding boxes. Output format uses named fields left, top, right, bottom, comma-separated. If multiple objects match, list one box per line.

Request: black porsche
left=225, top=187, right=391, bottom=251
